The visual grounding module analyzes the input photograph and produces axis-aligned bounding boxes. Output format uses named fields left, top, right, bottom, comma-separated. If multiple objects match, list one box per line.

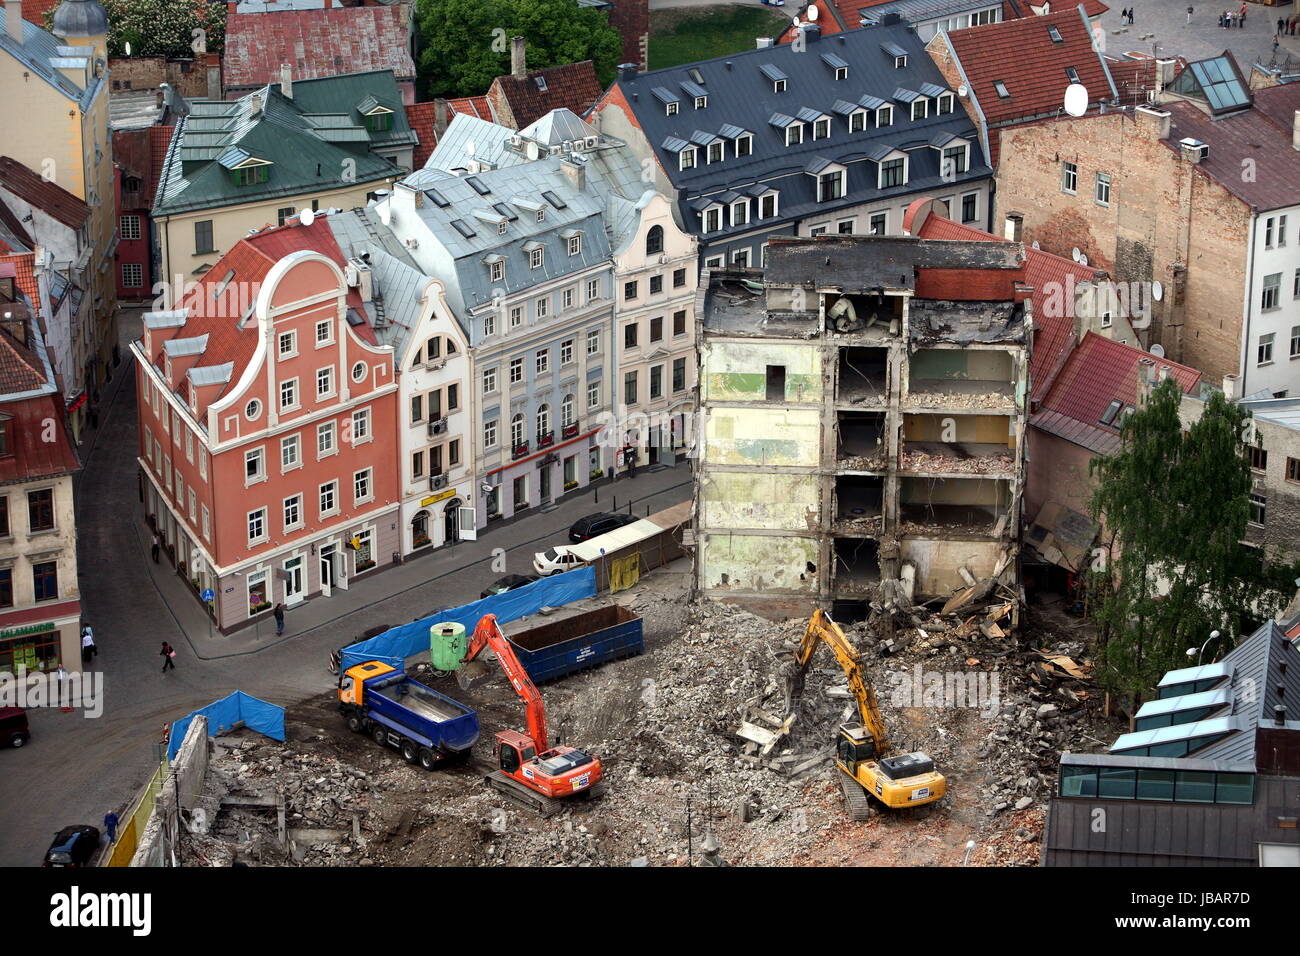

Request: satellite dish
left=1152, top=280, right=1164, bottom=302
left=1031, top=240, right=1040, bottom=250
left=1063, top=83, right=1088, bottom=117
left=1149, top=343, right=1166, bottom=358
left=124, top=41, right=132, bottom=56
left=808, top=5, right=819, bottom=20
left=957, top=83, right=969, bottom=98
left=299, top=208, right=315, bottom=227
left=1071, top=247, right=1082, bottom=262
left=1079, top=254, right=1088, bottom=266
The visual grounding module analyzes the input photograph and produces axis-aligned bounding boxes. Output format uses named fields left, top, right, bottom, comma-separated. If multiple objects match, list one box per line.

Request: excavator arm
left=464, top=614, right=551, bottom=751
left=792, top=610, right=890, bottom=755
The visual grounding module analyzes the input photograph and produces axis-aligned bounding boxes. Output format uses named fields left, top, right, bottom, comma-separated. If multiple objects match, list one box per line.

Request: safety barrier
left=102, top=755, right=166, bottom=867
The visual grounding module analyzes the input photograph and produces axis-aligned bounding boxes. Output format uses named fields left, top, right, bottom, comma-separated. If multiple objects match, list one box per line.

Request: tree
left=1087, top=378, right=1300, bottom=705
left=46, top=0, right=227, bottom=60
left=415, top=0, right=623, bottom=100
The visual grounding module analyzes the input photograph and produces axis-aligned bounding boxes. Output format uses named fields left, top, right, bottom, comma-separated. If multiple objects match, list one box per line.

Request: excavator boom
left=464, top=614, right=550, bottom=751
left=793, top=610, right=890, bottom=756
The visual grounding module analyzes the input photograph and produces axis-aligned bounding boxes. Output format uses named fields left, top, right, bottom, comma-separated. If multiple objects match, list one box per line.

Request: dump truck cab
left=338, top=660, right=395, bottom=706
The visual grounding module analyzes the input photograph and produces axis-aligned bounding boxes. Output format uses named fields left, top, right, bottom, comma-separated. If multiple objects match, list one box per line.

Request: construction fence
left=101, top=753, right=167, bottom=867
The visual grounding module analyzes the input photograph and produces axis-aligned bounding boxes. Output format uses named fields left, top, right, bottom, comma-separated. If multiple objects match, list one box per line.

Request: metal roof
left=1134, top=686, right=1233, bottom=720
left=1109, top=715, right=1242, bottom=754
left=1157, top=660, right=1233, bottom=689
left=567, top=518, right=664, bottom=562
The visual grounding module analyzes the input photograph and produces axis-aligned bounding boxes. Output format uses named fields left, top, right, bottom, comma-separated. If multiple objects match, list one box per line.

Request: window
left=320, top=481, right=338, bottom=517
left=1258, top=332, right=1275, bottom=365
left=673, top=310, right=686, bottom=336
left=911, top=99, right=928, bottom=121
left=707, top=141, right=723, bottom=164
left=483, top=367, right=498, bottom=394
left=278, top=331, right=297, bottom=358
left=447, top=383, right=459, bottom=411
left=624, top=370, right=638, bottom=405
left=994, top=81, right=1010, bottom=99
left=567, top=234, right=582, bottom=256
left=650, top=316, right=663, bottom=342
left=624, top=280, right=638, bottom=301
left=120, top=215, right=141, bottom=240
left=200, top=449, right=208, bottom=481
left=410, top=393, right=424, bottom=424
left=1066, top=67, right=1080, bottom=84
left=277, top=206, right=297, bottom=227
left=536, top=297, right=548, bottom=319
left=1261, top=273, right=1281, bottom=311
left=284, top=494, right=303, bottom=531
left=586, top=278, right=600, bottom=302
left=536, top=208, right=546, bottom=223
left=121, top=262, right=142, bottom=288
left=813, top=117, right=830, bottom=139
left=834, top=65, right=848, bottom=81
left=233, top=164, right=270, bottom=186
left=449, top=439, right=461, bottom=467
left=666, top=101, right=679, bottom=116
left=704, top=207, right=722, bottom=232
left=838, top=219, right=855, bottom=235
left=876, top=105, right=893, bottom=127
left=201, top=505, right=210, bottom=541
left=1287, top=457, right=1300, bottom=483
left=646, top=225, right=664, bottom=256
left=32, top=561, right=57, bottom=602
left=248, top=507, right=268, bottom=544
left=0, top=568, right=9, bottom=608
left=281, top=434, right=300, bottom=471
left=316, top=366, right=335, bottom=398
left=244, top=447, right=265, bottom=482
left=942, top=144, right=968, bottom=176
left=695, top=95, right=707, bottom=110
left=1247, top=445, right=1268, bottom=472
left=760, top=193, right=778, bottom=219
left=961, top=192, right=978, bottom=224
left=246, top=570, right=268, bottom=616
left=1279, top=214, right=1289, bottom=246
left=869, top=212, right=887, bottom=235
left=850, top=110, right=866, bottom=133
left=938, top=93, right=954, bottom=115
left=588, top=380, right=601, bottom=409
left=27, top=489, right=54, bottom=532
left=1062, top=161, right=1078, bottom=194
left=317, top=420, right=336, bottom=457
left=279, top=378, right=298, bottom=410
left=894, top=54, right=907, bottom=69
left=1095, top=172, right=1112, bottom=206
left=351, top=408, right=371, bottom=443
left=733, top=248, right=751, bottom=267
left=765, top=365, right=786, bottom=401
left=175, top=470, right=184, bottom=503
left=680, top=147, right=697, bottom=171
left=536, top=404, right=550, bottom=439
left=510, top=357, right=524, bottom=384
left=817, top=170, right=844, bottom=203
left=880, top=158, right=906, bottom=189
left=536, top=349, right=550, bottom=375
left=529, top=247, right=544, bottom=269
left=509, top=305, right=523, bottom=329
left=785, top=124, right=804, bottom=146
left=650, top=365, right=663, bottom=400
left=587, top=329, right=600, bottom=355
left=185, top=430, right=194, bottom=464
left=562, top=394, right=575, bottom=426
left=810, top=226, right=828, bottom=237
left=1249, top=492, right=1266, bottom=526
left=1291, top=324, right=1300, bottom=358
left=194, top=220, right=214, bottom=254
left=774, top=78, right=787, bottom=93
left=315, top=320, right=333, bottom=346
left=354, top=468, right=373, bottom=504
left=731, top=200, right=750, bottom=227
left=673, top=357, right=686, bottom=392
left=489, top=260, right=504, bottom=282
left=0, top=496, right=7, bottom=536
left=484, top=419, right=498, bottom=449
left=624, top=323, right=639, bottom=349
left=736, top=134, right=753, bottom=156
left=511, top=414, right=525, bottom=449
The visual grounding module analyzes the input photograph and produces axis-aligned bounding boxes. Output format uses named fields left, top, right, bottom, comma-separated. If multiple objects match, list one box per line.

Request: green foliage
left=415, top=0, right=623, bottom=99
left=1087, top=379, right=1300, bottom=705
left=44, top=0, right=227, bottom=59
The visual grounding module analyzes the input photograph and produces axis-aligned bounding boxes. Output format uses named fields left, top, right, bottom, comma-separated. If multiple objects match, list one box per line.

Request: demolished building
left=693, top=234, right=1032, bottom=616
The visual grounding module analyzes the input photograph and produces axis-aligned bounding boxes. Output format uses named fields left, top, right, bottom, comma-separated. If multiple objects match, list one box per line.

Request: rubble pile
left=906, top=391, right=1013, bottom=410
left=899, top=450, right=1014, bottom=474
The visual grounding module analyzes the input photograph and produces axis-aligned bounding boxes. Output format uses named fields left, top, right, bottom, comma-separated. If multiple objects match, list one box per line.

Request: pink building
left=131, top=215, right=400, bottom=632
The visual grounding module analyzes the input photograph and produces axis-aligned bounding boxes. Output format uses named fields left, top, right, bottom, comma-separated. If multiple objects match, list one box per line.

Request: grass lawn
left=648, top=5, right=792, bottom=71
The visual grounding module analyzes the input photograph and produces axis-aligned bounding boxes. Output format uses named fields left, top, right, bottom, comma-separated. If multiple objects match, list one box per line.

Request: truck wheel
left=418, top=748, right=439, bottom=770
left=400, top=740, right=418, bottom=763
left=346, top=715, right=363, bottom=733
left=371, top=725, right=387, bottom=747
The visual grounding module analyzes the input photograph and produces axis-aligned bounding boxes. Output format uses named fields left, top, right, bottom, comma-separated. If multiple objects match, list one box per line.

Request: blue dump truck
left=506, top=605, right=644, bottom=683
left=338, top=661, right=479, bottom=769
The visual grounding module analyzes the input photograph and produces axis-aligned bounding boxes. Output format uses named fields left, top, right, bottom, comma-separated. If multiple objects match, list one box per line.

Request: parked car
left=480, top=573, right=539, bottom=599
left=329, top=623, right=391, bottom=675
left=568, top=512, right=638, bottom=543
left=533, top=546, right=587, bottom=577
left=0, top=707, right=29, bottom=748
left=43, top=825, right=99, bottom=867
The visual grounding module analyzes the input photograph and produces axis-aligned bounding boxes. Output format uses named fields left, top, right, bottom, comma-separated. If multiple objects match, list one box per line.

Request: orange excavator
left=460, top=614, right=605, bottom=816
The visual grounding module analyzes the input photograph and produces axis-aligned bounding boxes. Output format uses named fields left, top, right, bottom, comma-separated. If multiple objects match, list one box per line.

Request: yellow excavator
left=790, top=610, right=946, bottom=820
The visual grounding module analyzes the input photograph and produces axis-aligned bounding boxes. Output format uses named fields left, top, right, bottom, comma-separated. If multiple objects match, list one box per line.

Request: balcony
left=538, top=431, right=555, bottom=449
left=562, top=421, right=580, bottom=440
left=512, top=441, right=530, bottom=460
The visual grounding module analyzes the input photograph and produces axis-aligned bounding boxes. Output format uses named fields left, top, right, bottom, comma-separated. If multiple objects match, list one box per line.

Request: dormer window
left=497, top=221, right=508, bottom=235
left=707, top=141, right=723, bottom=163
left=528, top=246, right=544, bottom=269
left=849, top=109, right=868, bottom=132
left=489, top=259, right=504, bottom=281
left=680, top=146, right=697, bottom=170
left=816, top=168, right=844, bottom=203
left=567, top=233, right=582, bottom=256
left=735, top=133, right=753, bottom=156
left=942, top=143, right=969, bottom=175
left=813, top=117, right=831, bottom=139
left=536, top=208, right=546, bottom=222
left=835, top=66, right=848, bottom=81
left=704, top=206, right=722, bottom=232
left=666, top=102, right=679, bottom=116
left=695, top=95, right=707, bottom=109
left=774, top=78, right=787, bottom=93
left=938, top=93, right=955, bottom=114
left=364, top=107, right=394, bottom=133
left=786, top=123, right=804, bottom=146
left=911, top=99, right=929, bottom=121
left=232, top=161, right=271, bottom=186
left=894, top=55, right=907, bottom=69
left=876, top=105, right=893, bottom=127
left=731, top=199, right=750, bottom=226
left=878, top=151, right=908, bottom=189
left=759, top=191, right=778, bottom=219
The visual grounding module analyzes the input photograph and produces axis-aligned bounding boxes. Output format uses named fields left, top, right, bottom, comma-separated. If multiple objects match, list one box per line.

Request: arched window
left=411, top=510, right=430, bottom=548
left=646, top=224, right=664, bottom=256
left=536, top=403, right=550, bottom=439
left=561, top=394, right=575, bottom=427
left=511, top=414, right=525, bottom=448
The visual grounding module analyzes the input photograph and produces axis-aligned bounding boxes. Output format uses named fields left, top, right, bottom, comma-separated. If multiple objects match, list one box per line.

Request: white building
left=1243, top=205, right=1300, bottom=399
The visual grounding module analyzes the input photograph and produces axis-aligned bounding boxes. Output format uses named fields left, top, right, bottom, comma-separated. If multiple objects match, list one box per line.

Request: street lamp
left=1186, top=630, right=1220, bottom=665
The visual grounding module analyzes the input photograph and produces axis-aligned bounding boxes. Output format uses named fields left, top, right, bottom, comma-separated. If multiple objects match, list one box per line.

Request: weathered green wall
left=701, top=472, right=821, bottom=530
left=910, top=349, right=1014, bottom=381
left=704, top=407, right=821, bottom=465
left=701, top=342, right=822, bottom=402
left=699, top=533, right=819, bottom=593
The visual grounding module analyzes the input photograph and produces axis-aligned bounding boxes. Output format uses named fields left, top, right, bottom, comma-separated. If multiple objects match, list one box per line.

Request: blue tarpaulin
left=338, top=565, right=597, bottom=674
left=168, top=691, right=286, bottom=761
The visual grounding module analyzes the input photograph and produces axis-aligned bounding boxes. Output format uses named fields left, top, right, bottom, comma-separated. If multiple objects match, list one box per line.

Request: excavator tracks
left=839, top=772, right=873, bottom=822
left=485, top=770, right=564, bottom=818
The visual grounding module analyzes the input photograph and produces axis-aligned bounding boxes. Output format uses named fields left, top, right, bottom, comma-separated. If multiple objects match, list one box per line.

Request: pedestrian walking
left=81, top=625, right=97, bottom=662
left=273, top=602, right=285, bottom=636
left=1226, top=10, right=1234, bottom=27
left=1219, top=11, right=1226, bottom=27
left=103, top=811, right=119, bottom=844
left=1187, top=5, right=1194, bottom=25
left=161, top=641, right=176, bottom=672
left=1279, top=16, right=1287, bottom=35
left=151, top=533, right=161, bottom=563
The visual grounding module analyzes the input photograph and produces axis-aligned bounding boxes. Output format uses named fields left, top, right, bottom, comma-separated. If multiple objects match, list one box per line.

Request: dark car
left=43, top=825, right=100, bottom=867
left=329, top=623, right=391, bottom=674
left=0, top=707, right=29, bottom=748
left=568, top=512, right=639, bottom=543
left=481, top=574, right=539, bottom=599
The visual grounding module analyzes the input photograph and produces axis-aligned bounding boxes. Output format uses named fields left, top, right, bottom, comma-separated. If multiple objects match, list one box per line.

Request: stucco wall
left=698, top=531, right=819, bottom=594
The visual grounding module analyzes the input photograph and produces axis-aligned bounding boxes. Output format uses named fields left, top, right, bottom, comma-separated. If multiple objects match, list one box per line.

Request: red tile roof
left=0, top=393, right=81, bottom=484
left=148, top=126, right=175, bottom=210
left=0, top=253, right=40, bottom=314
left=490, top=60, right=603, bottom=130
left=222, top=6, right=415, bottom=91
left=0, top=156, right=91, bottom=230
left=1165, top=83, right=1300, bottom=213
left=943, top=9, right=1113, bottom=127
left=778, top=0, right=1109, bottom=42
left=406, top=97, right=496, bottom=169
left=18, top=0, right=59, bottom=27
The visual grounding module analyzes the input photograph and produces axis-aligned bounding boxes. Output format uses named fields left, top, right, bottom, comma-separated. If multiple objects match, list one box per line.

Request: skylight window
left=1048, top=26, right=1063, bottom=42
left=994, top=81, right=1011, bottom=98
left=1066, top=66, right=1081, bottom=84
left=1099, top=399, right=1124, bottom=426
left=535, top=76, right=548, bottom=92
left=542, top=190, right=567, bottom=209
left=450, top=219, right=476, bottom=239
left=427, top=189, right=450, bottom=207
left=688, top=68, right=705, bottom=85
left=466, top=176, right=490, bottom=195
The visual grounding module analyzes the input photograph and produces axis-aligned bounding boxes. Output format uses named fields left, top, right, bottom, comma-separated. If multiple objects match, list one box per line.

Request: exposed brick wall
left=1025, top=427, right=1098, bottom=530
left=607, top=0, right=649, bottom=70
left=925, top=34, right=982, bottom=131
left=108, top=55, right=219, bottom=100
left=995, top=110, right=1250, bottom=383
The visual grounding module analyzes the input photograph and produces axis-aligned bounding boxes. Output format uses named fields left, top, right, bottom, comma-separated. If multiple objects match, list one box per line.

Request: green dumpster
left=430, top=622, right=467, bottom=672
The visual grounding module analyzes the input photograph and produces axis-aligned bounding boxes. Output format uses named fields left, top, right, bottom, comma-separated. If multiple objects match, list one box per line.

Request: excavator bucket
left=456, top=658, right=494, bottom=691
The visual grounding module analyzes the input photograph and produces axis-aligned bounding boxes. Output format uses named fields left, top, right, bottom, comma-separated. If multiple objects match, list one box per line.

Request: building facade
left=132, top=216, right=400, bottom=632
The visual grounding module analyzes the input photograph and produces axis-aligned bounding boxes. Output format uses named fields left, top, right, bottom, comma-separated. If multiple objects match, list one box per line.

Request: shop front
left=0, top=611, right=82, bottom=676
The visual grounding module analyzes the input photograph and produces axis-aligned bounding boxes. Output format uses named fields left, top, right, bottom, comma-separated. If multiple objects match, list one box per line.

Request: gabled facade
left=592, top=22, right=993, bottom=267
left=487, top=39, right=604, bottom=131
left=131, top=215, right=400, bottom=632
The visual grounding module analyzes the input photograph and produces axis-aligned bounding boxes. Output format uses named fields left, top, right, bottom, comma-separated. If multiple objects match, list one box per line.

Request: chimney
left=434, top=97, right=449, bottom=138
left=281, top=63, right=292, bottom=100
left=1136, top=105, right=1171, bottom=140
left=1222, top=373, right=1239, bottom=401
left=1274, top=704, right=1287, bottom=727
left=511, top=35, right=526, bottom=79
left=160, top=82, right=173, bottom=110
left=1136, top=357, right=1156, bottom=405
left=1155, top=59, right=1177, bottom=90
left=5, top=0, right=22, bottom=44
left=250, top=93, right=263, bottom=117
left=1003, top=212, right=1024, bottom=242
left=1179, top=137, right=1207, bottom=164
left=560, top=158, right=585, bottom=190
left=1158, top=364, right=1171, bottom=381
left=618, top=62, right=638, bottom=83
left=799, top=23, right=822, bottom=43
left=1293, top=110, right=1300, bottom=151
